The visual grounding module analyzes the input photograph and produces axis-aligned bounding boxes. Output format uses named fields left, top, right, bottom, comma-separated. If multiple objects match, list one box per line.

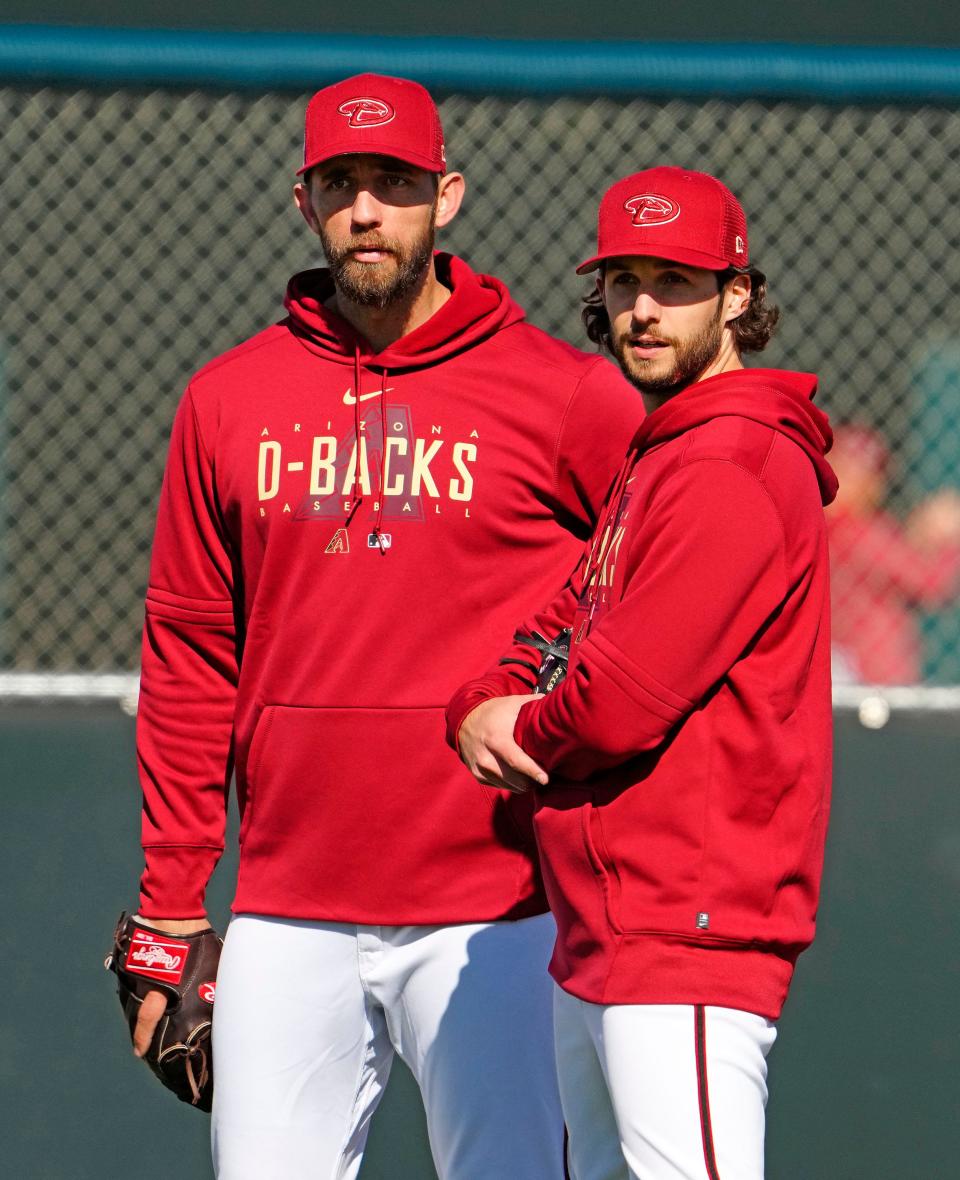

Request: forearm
left=514, top=629, right=690, bottom=778
left=137, top=597, right=238, bottom=917
left=132, top=915, right=212, bottom=932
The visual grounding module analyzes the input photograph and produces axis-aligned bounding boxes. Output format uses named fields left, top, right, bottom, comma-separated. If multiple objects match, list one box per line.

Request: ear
left=293, top=180, right=321, bottom=236
left=724, top=272, right=752, bottom=323
left=434, top=171, right=466, bottom=230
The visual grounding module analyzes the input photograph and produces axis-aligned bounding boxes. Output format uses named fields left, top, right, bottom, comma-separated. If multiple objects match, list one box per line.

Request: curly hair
left=582, top=265, right=780, bottom=355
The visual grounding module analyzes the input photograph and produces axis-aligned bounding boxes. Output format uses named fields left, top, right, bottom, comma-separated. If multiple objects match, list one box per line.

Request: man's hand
left=130, top=915, right=212, bottom=1057
left=457, top=694, right=549, bottom=793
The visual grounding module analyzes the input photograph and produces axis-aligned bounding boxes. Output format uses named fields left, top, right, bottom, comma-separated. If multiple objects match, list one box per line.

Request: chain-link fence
left=2, top=83, right=959, bottom=683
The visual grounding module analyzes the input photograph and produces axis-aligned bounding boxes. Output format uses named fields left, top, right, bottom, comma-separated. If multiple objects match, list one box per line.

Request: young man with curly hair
left=450, top=167, right=838, bottom=1180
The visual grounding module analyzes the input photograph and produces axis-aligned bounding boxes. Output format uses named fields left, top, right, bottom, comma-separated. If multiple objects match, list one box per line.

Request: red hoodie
left=137, top=253, right=642, bottom=922
left=447, top=369, right=838, bottom=1018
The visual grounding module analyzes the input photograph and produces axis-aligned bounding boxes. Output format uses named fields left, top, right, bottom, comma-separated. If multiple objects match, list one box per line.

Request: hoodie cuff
left=138, top=845, right=223, bottom=918
left=445, top=673, right=517, bottom=752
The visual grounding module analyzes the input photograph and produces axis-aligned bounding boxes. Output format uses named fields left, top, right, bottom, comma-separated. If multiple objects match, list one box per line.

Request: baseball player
left=117, top=74, right=642, bottom=1178
left=449, top=167, right=838, bottom=1179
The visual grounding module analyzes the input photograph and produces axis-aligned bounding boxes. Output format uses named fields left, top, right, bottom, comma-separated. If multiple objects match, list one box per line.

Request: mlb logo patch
left=368, top=533, right=392, bottom=549
left=124, top=929, right=190, bottom=985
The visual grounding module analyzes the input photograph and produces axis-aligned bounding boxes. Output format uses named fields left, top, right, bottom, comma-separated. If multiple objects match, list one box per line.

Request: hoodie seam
left=185, top=383, right=216, bottom=470
left=495, top=326, right=602, bottom=380
left=189, top=325, right=288, bottom=388
left=624, top=457, right=789, bottom=616
left=550, top=356, right=612, bottom=509
left=183, top=385, right=239, bottom=577
left=143, top=842, right=224, bottom=850
left=757, top=431, right=778, bottom=481
left=673, top=455, right=787, bottom=547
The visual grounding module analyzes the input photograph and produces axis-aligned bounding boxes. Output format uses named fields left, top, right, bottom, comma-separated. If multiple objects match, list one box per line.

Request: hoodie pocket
left=535, top=792, right=616, bottom=937
left=242, top=704, right=276, bottom=810
left=539, top=786, right=685, bottom=939
left=236, top=704, right=537, bottom=917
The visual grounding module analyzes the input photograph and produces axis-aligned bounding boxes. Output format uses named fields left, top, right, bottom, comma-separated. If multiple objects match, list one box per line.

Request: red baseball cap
left=576, top=166, right=749, bottom=274
left=298, top=73, right=446, bottom=176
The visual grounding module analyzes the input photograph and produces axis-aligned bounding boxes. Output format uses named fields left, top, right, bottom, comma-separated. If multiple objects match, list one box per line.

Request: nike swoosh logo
left=343, top=386, right=395, bottom=405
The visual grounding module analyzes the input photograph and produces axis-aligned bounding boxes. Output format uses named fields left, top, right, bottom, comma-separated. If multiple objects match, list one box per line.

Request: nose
left=350, top=187, right=383, bottom=230
left=631, top=290, right=661, bottom=325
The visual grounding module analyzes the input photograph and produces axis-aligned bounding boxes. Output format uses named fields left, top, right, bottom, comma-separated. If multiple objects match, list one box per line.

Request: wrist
left=132, top=914, right=212, bottom=934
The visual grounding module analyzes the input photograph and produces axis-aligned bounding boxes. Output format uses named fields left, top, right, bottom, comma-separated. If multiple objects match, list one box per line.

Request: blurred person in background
left=828, top=423, right=960, bottom=684
left=116, top=72, right=641, bottom=1178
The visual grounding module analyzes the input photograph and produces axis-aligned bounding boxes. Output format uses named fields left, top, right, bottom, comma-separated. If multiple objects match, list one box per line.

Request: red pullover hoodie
left=448, top=368, right=838, bottom=1018
left=137, top=253, right=642, bottom=922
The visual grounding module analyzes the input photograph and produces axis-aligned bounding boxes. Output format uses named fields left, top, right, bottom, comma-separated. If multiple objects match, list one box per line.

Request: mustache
left=329, top=234, right=401, bottom=258
left=626, top=324, right=672, bottom=343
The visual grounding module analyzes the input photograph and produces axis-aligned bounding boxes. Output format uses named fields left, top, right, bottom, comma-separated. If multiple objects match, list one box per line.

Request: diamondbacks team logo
left=325, top=529, right=350, bottom=554
left=337, top=98, right=396, bottom=128
left=624, top=194, right=681, bottom=227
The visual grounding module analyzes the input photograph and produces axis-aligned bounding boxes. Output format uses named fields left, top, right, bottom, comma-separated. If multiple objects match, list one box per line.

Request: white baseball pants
left=554, top=987, right=777, bottom=1180
left=211, top=913, right=565, bottom=1179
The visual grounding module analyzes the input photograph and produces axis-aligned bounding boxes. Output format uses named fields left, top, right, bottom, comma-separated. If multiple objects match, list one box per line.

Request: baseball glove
left=501, top=627, right=572, bottom=694
left=105, top=911, right=222, bottom=1111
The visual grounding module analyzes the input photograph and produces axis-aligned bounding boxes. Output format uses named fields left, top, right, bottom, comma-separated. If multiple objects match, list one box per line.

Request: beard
left=611, top=301, right=725, bottom=398
left=320, top=220, right=436, bottom=310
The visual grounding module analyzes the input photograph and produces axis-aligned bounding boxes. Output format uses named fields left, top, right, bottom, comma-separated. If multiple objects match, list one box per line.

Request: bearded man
left=115, top=74, right=640, bottom=1179
left=450, top=167, right=838, bottom=1180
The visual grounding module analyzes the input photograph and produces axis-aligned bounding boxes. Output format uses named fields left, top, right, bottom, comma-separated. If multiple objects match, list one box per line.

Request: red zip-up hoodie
left=137, top=253, right=642, bottom=922
left=447, top=369, right=838, bottom=1018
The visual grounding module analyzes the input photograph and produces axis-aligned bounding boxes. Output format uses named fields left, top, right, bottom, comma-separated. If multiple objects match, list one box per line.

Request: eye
left=321, top=175, right=353, bottom=192
left=384, top=173, right=411, bottom=187
left=661, top=271, right=690, bottom=285
left=610, top=271, right=637, bottom=287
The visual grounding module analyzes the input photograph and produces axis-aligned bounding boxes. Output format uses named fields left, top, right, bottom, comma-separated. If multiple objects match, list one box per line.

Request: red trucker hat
left=298, top=73, right=446, bottom=176
left=576, top=166, right=749, bottom=274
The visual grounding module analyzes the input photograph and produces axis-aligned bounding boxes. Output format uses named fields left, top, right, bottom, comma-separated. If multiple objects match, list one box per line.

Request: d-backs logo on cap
left=624, top=194, right=680, bottom=227
left=337, top=98, right=397, bottom=129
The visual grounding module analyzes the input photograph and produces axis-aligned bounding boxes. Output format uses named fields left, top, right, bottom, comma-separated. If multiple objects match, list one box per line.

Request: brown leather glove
left=105, top=912, right=222, bottom=1111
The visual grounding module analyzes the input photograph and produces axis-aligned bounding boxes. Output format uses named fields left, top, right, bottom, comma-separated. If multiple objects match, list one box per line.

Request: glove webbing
left=158, top=1030, right=211, bottom=1107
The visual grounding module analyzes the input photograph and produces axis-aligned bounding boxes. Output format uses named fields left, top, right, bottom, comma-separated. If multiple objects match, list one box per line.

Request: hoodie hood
left=282, top=250, right=528, bottom=550
left=632, top=367, right=838, bottom=506
left=283, top=251, right=526, bottom=371
left=580, top=367, right=837, bottom=604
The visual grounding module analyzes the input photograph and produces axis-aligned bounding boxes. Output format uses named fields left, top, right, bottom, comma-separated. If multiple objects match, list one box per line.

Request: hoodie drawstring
left=372, top=370, right=389, bottom=553
left=343, top=345, right=365, bottom=528
left=340, top=346, right=389, bottom=554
